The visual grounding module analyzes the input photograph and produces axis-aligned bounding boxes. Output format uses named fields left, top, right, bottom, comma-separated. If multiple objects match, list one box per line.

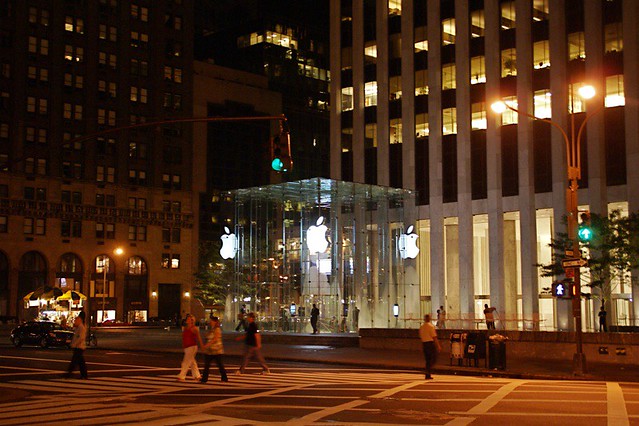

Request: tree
left=193, top=241, right=234, bottom=307
left=539, top=210, right=639, bottom=305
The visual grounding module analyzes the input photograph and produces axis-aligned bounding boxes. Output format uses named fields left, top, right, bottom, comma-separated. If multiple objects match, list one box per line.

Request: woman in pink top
left=177, top=314, right=203, bottom=381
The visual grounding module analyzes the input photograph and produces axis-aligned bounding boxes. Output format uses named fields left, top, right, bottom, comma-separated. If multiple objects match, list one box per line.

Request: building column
left=352, top=0, right=365, bottom=183
left=329, top=0, right=342, bottom=180
left=445, top=223, right=460, bottom=321
left=503, top=219, right=519, bottom=327
left=376, top=0, right=390, bottom=186
left=401, top=0, right=415, bottom=190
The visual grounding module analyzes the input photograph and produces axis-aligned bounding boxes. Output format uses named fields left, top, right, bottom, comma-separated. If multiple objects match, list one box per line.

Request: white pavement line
left=449, top=411, right=606, bottom=418
left=0, top=403, right=143, bottom=426
left=607, top=382, right=630, bottom=426
left=0, top=399, right=89, bottom=418
left=0, top=381, right=93, bottom=394
left=369, top=380, right=423, bottom=399
left=465, top=379, right=524, bottom=415
left=0, top=365, right=60, bottom=373
left=444, top=417, right=476, bottom=426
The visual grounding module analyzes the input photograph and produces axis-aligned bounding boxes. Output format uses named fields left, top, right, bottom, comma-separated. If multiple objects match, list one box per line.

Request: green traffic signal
left=578, top=226, right=593, bottom=241
left=271, top=157, right=284, bottom=172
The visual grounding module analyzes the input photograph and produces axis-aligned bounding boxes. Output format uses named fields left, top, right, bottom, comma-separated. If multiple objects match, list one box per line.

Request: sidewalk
left=93, top=329, right=639, bottom=382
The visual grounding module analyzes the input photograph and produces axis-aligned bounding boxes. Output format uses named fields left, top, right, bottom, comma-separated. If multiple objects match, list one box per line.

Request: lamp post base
left=572, top=352, right=587, bottom=375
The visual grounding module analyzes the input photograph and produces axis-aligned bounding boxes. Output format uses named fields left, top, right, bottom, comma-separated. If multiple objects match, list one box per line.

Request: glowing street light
left=101, top=247, right=124, bottom=323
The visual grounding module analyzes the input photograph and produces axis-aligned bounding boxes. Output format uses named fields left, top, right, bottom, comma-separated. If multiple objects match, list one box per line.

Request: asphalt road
left=0, top=345, right=637, bottom=425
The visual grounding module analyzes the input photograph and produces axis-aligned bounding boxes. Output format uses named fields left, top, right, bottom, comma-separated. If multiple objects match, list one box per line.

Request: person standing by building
left=310, top=303, right=320, bottom=334
left=236, top=312, right=270, bottom=375
left=235, top=304, right=247, bottom=331
left=438, top=306, right=447, bottom=329
left=65, top=311, right=87, bottom=379
left=598, top=305, right=608, bottom=332
left=484, top=304, right=497, bottom=329
left=200, top=316, right=228, bottom=383
left=177, top=314, right=203, bottom=382
left=418, top=314, right=441, bottom=380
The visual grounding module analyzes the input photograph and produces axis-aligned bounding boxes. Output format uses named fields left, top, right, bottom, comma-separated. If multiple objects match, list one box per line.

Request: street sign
left=562, top=258, right=588, bottom=268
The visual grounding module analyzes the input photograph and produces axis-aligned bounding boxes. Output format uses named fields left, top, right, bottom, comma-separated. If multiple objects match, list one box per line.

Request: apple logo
left=398, top=225, right=419, bottom=259
left=306, top=216, right=329, bottom=253
left=220, top=226, right=238, bottom=259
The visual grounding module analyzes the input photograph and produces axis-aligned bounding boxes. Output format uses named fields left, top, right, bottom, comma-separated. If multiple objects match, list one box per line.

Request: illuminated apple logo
left=306, top=216, right=329, bottom=253
left=398, top=225, right=419, bottom=259
left=220, top=226, right=238, bottom=259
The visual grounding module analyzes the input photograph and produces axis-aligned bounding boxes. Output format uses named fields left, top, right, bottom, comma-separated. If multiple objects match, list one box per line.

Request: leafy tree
left=194, top=241, right=234, bottom=307
left=539, top=210, right=639, bottom=305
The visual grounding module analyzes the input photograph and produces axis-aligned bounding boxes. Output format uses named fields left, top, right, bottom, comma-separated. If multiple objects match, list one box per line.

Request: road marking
left=607, top=382, right=629, bottom=426
left=0, top=355, right=159, bottom=369
left=465, top=379, right=524, bottom=414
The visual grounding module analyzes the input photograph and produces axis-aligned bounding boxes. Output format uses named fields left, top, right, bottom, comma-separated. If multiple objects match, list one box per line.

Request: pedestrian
left=235, top=312, right=270, bottom=375
left=484, top=304, right=496, bottom=329
left=60, top=315, right=67, bottom=329
left=310, top=303, right=320, bottom=334
left=598, top=305, right=607, bottom=332
left=200, top=316, right=228, bottom=383
left=438, top=306, right=447, bottom=329
left=418, top=314, right=441, bottom=380
left=65, top=311, right=87, bottom=379
left=177, top=314, right=203, bottom=382
left=235, top=304, right=247, bottom=331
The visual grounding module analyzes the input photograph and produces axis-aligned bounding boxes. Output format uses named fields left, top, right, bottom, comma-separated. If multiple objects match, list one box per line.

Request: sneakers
left=221, top=377, right=229, bottom=382
left=234, top=370, right=242, bottom=376
left=176, top=377, right=186, bottom=382
left=261, top=369, right=270, bottom=375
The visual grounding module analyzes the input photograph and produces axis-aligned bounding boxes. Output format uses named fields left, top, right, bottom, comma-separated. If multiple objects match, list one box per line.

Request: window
left=0, top=216, right=6, bottom=233
left=532, top=0, right=549, bottom=21
left=388, top=0, right=401, bottom=15
left=128, top=225, right=146, bottom=241
left=604, top=23, right=623, bottom=53
left=35, top=218, right=45, bottom=235
left=341, top=87, right=353, bottom=112
left=64, top=16, right=84, bottom=33
left=63, top=103, right=82, bottom=120
left=415, top=70, right=428, bottom=96
left=24, top=218, right=34, bottom=234
left=390, top=119, right=402, bottom=144
left=498, top=97, right=518, bottom=125
left=416, top=113, right=429, bottom=138
left=162, top=253, right=181, bottom=269
left=471, top=103, right=487, bottom=130
left=128, top=169, right=147, bottom=185
left=568, top=32, right=585, bottom=60
left=162, top=227, right=181, bottom=243
left=442, top=19, right=456, bottom=45
left=131, top=59, right=148, bottom=76
left=105, top=223, right=115, bottom=239
left=96, top=223, right=105, bottom=239
left=96, top=166, right=115, bottom=183
left=442, top=64, right=456, bottom=90
left=64, top=45, right=83, bottom=62
left=364, top=81, right=377, bottom=106
left=130, top=31, right=149, bottom=48
left=62, top=220, right=82, bottom=237
left=389, top=76, right=401, bottom=100
left=470, top=56, right=486, bottom=84
left=172, top=201, right=181, bottom=212
left=470, top=10, right=485, bottom=38
left=28, top=37, right=48, bottom=55
left=605, top=75, right=625, bottom=107
left=534, top=90, right=552, bottom=119
left=162, top=174, right=181, bottom=190
left=130, top=87, right=147, bottom=103
left=442, top=108, right=457, bottom=135
left=533, top=41, right=550, bottom=69
left=501, top=49, right=517, bottom=77
left=501, top=2, right=516, bottom=30
left=163, top=66, right=182, bottom=83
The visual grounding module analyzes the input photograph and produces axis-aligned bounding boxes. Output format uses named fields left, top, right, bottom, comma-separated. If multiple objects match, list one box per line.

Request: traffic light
left=578, top=211, right=593, bottom=242
left=270, top=122, right=292, bottom=173
left=552, top=280, right=573, bottom=299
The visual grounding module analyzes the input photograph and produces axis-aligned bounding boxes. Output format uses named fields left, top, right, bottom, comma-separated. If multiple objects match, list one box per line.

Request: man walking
left=65, top=311, right=88, bottom=379
left=200, top=316, right=228, bottom=383
left=598, top=305, right=607, bottom=332
left=310, top=303, right=320, bottom=334
left=419, top=314, right=440, bottom=379
left=236, top=312, right=270, bottom=375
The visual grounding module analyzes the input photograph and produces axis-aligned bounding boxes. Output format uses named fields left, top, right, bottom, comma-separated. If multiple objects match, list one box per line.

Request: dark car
left=10, top=321, right=74, bottom=348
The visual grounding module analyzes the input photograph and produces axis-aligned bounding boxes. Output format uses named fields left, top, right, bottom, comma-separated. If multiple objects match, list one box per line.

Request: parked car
left=10, top=321, right=74, bottom=348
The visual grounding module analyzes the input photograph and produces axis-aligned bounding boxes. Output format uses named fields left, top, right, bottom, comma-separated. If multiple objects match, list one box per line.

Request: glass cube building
left=224, top=178, right=420, bottom=332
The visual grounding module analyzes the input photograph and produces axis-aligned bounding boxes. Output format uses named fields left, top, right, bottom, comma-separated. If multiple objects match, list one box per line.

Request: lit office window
left=442, top=19, right=456, bottom=45
left=365, top=123, right=377, bottom=148
left=502, top=49, right=517, bottom=77
left=471, top=103, right=487, bottom=130
left=604, top=23, right=623, bottom=53
left=534, top=90, right=552, bottom=119
left=470, top=10, right=485, bottom=38
left=569, top=83, right=590, bottom=113
left=568, top=32, right=586, bottom=60
left=415, top=70, right=428, bottom=96
left=364, top=82, right=377, bottom=107
left=341, top=87, right=353, bottom=112
left=532, top=0, right=549, bottom=21
left=605, top=75, right=625, bottom=107
left=364, top=43, right=377, bottom=60
left=501, top=2, right=516, bottom=29
left=388, top=0, right=401, bottom=15
left=390, top=119, right=402, bottom=144
left=533, top=41, right=550, bottom=69
left=442, top=108, right=457, bottom=135
left=414, top=39, right=428, bottom=53
left=442, top=64, right=456, bottom=90
left=499, top=97, right=518, bottom=125
left=416, top=113, right=429, bottom=138
left=341, top=128, right=353, bottom=153
left=470, top=56, right=486, bottom=84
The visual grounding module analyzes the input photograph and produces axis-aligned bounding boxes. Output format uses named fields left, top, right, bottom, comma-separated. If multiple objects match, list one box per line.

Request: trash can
left=465, top=332, right=487, bottom=367
left=450, top=333, right=466, bottom=365
left=488, top=340, right=506, bottom=370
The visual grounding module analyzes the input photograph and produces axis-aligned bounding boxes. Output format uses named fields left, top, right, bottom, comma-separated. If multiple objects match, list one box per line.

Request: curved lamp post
left=492, top=85, right=602, bottom=375
left=101, top=247, right=124, bottom=323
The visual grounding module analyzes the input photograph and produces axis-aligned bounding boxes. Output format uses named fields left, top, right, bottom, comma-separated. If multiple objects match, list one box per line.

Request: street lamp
left=101, top=247, right=124, bottom=323
left=492, top=85, right=601, bottom=375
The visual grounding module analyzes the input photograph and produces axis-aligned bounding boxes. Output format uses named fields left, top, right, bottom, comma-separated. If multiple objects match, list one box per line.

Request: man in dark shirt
left=235, top=312, right=270, bottom=375
left=310, top=303, right=320, bottom=334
